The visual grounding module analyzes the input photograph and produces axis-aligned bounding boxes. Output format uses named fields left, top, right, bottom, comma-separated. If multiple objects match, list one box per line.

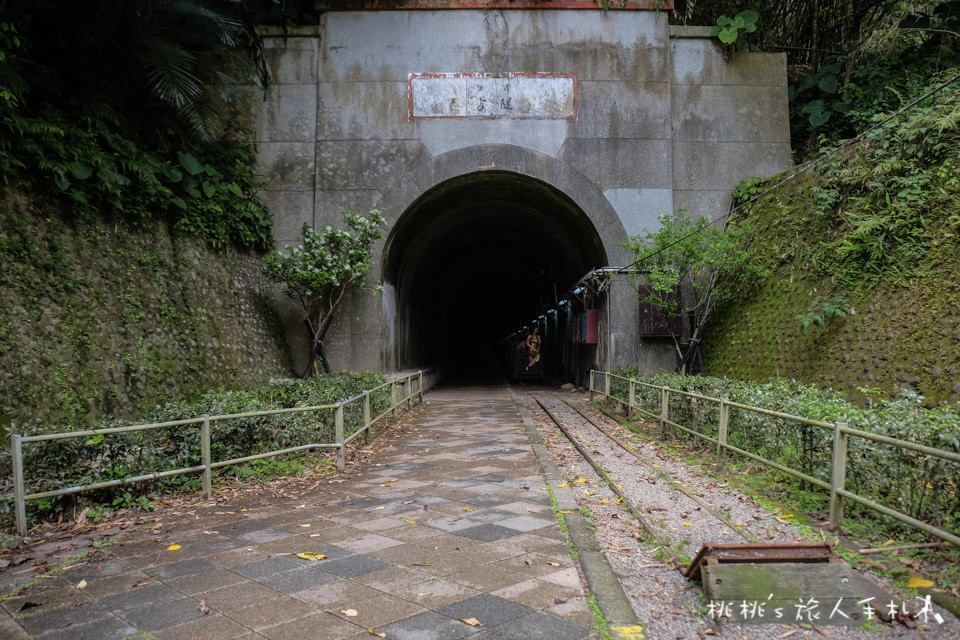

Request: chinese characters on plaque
left=409, top=72, right=577, bottom=120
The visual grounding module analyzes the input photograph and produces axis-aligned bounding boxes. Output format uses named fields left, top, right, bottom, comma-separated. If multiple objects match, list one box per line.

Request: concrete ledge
left=670, top=25, right=713, bottom=39
left=507, top=385, right=639, bottom=625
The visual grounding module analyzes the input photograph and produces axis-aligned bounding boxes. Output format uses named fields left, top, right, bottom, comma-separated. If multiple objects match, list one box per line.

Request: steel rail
left=553, top=396, right=762, bottom=543
left=529, top=394, right=678, bottom=562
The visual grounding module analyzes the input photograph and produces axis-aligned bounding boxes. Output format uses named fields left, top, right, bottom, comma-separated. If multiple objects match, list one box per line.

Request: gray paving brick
left=259, top=566, right=340, bottom=593
left=472, top=611, right=594, bottom=640
left=437, top=594, right=535, bottom=626
left=376, top=610, right=483, bottom=640
left=232, top=555, right=304, bottom=579
left=117, top=595, right=205, bottom=631
left=457, top=523, right=521, bottom=542
left=98, top=582, right=185, bottom=611
left=145, top=559, right=217, bottom=580
left=315, top=553, right=392, bottom=577
left=36, top=614, right=138, bottom=640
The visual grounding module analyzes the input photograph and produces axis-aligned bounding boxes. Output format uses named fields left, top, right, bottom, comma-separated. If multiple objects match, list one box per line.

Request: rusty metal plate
left=686, top=542, right=838, bottom=580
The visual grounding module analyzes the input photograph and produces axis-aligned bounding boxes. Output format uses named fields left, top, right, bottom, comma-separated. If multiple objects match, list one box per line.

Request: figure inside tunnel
left=525, top=326, right=541, bottom=371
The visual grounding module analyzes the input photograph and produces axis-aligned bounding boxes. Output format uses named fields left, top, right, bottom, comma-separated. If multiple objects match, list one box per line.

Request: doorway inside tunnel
left=382, top=171, right=608, bottom=379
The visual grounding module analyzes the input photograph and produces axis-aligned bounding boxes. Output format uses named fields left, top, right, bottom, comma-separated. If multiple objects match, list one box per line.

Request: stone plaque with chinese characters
left=409, top=73, right=577, bottom=120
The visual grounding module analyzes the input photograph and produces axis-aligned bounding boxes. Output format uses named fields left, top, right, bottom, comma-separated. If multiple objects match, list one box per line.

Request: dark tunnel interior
left=383, top=171, right=607, bottom=377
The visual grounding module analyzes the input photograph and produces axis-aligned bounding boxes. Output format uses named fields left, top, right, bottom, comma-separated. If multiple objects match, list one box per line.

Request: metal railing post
left=13, top=434, right=26, bottom=537
left=829, top=421, right=849, bottom=531
left=335, top=404, right=345, bottom=471
left=589, top=370, right=595, bottom=400
left=362, top=391, right=371, bottom=444
left=717, top=399, right=729, bottom=467
left=660, top=388, right=670, bottom=437
left=201, top=416, right=212, bottom=499
left=628, top=380, right=636, bottom=419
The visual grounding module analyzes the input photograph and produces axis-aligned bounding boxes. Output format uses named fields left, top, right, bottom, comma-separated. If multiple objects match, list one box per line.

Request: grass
left=0, top=537, right=117, bottom=603
left=585, top=594, right=614, bottom=640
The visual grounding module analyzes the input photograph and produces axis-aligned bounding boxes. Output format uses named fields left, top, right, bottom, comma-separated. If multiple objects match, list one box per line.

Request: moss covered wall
left=704, top=276, right=960, bottom=406
left=702, top=177, right=960, bottom=407
left=0, top=191, right=293, bottom=434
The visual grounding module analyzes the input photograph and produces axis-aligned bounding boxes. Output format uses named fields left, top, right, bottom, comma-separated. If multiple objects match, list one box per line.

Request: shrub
left=609, top=369, right=960, bottom=538
left=1, top=371, right=389, bottom=525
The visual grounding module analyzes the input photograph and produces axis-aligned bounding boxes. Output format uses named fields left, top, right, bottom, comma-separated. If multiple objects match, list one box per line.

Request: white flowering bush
left=262, top=209, right=384, bottom=372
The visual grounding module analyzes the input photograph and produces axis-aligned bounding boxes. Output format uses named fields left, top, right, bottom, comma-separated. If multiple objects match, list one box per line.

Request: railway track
left=526, top=391, right=798, bottom=570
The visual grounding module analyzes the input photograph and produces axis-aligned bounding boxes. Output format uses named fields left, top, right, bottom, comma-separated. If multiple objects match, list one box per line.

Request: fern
left=935, top=106, right=960, bottom=133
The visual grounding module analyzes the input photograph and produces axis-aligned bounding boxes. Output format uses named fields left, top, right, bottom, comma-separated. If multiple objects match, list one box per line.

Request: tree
left=262, top=209, right=385, bottom=376
left=623, top=210, right=768, bottom=374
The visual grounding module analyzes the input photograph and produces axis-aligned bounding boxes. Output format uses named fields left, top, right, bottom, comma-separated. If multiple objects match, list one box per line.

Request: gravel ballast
left=514, top=389, right=960, bottom=640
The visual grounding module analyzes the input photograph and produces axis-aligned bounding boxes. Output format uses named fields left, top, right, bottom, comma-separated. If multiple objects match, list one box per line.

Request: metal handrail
left=590, top=369, right=960, bottom=547
left=7, top=370, right=425, bottom=537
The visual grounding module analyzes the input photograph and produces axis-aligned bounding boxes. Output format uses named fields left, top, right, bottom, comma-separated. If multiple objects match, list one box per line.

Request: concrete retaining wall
left=243, top=11, right=791, bottom=374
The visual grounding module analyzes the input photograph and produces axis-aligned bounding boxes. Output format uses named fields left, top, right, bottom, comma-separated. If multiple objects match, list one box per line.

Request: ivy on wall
left=0, top=192, right=292, bottom=438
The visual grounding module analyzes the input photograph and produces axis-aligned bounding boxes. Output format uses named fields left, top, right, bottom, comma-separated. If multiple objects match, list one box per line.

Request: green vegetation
left=704, top=66, right=960, bottom=404
left=0, top=1, right=272, bottom=249
left=623, top=210, right=769, bottom=372
left=262, top=210, right=385, bottom=374
left=0, top=371, right=387, bottom=530
left=710, top=10, right=759, bottom=48
left=0, top=197, right=292, bottom=433
left=608, top=370, right=960, bottom=544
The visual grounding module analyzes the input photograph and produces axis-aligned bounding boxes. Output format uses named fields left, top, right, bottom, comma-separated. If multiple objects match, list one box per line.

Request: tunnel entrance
left=383, top=171, right=607, bottom=378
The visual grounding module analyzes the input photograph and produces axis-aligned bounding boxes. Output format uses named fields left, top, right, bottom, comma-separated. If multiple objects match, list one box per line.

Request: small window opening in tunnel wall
left=383, top=171, right=607, bottom=378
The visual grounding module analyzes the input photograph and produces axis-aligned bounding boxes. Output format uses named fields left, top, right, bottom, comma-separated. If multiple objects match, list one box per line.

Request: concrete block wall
left=246, top=11, right=791, bottom=374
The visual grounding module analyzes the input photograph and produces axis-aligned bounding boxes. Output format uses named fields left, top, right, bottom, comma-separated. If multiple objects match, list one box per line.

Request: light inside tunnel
left=383, top=171, right=607, bottom=374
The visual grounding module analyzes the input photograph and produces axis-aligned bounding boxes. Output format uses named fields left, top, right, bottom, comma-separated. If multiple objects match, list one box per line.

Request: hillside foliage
left=0, top=1, right=273, bottom=250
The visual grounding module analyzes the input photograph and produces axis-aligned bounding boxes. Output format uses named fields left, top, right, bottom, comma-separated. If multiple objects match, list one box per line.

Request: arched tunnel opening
left=383, top=171, right=607, bottom=381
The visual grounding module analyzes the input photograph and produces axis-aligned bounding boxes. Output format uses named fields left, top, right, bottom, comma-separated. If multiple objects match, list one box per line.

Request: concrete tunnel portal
left=383, top=171, right=608, bottom=377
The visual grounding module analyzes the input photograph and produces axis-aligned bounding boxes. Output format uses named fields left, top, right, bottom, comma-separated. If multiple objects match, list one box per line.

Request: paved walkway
left=1, top=384, right=626, bottom=639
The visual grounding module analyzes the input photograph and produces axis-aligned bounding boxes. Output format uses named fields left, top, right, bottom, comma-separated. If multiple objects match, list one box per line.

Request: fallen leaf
left=199, top=600, right=210, bottom=615
left=300, top=524, right=311, bottom=528
left=371, top=506, right=385, bottom=511
left=460, top=617, right=483, bottom=627
left=295, top=504, right=306, bottom=509
left=76, top=579, right=87, bottom=590
left=406, top=520, right=417, bottom=524
left=462, top=507, right=473, bottom=512
left=412, top=563, right=431, bottom=566
left=556, top=484, right=567, bottom=488
left=297, top=552, right=328, bottom=561
left=341, top=609, right=359, bottom=617
left=546, top=561, right=561, bottom=567
left=908, top=577, right=935, bottom=588
left=683, top=523, right=691, bottom=527
left=368, top=631, right=386, bottom=638
left=167, top=544, right=181, bottom=551
left=576, top=478, right=587, bottom=483
left=448, top=517, right=461, bottom=522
